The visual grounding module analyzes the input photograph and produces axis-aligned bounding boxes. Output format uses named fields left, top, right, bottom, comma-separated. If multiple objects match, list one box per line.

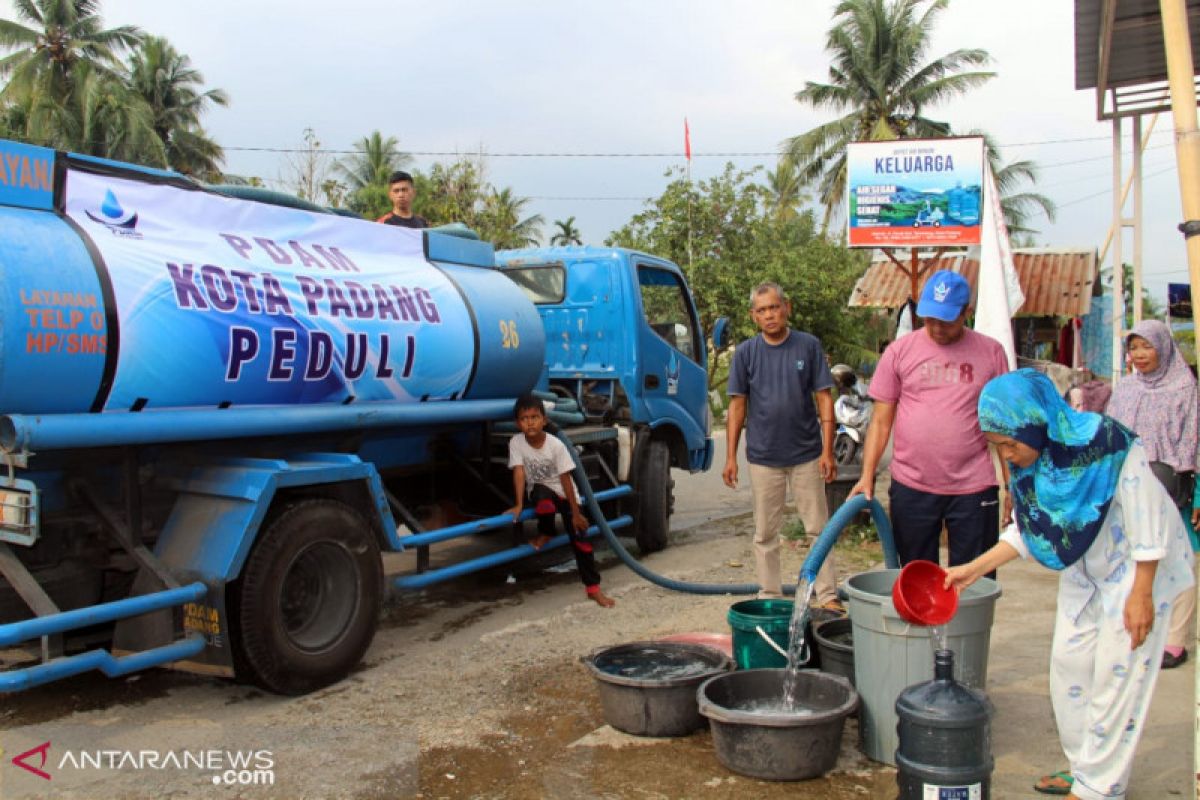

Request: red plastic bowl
left=892, top=560, right=958, bottom=626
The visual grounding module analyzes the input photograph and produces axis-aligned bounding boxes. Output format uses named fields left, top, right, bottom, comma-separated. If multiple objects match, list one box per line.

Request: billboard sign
left=846, top=136, right=986, bottom=248
left=1169, top=282, right=1192, bottom=319
left=62, top=168, right=475, bottom=411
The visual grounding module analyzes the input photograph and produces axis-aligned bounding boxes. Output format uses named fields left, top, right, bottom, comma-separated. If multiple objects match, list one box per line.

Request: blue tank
left=0, top=141, right=544, bottom=420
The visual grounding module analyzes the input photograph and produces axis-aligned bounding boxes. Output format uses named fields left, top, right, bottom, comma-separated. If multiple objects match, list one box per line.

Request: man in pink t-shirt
left=850, top=270, right=1009, bottom=570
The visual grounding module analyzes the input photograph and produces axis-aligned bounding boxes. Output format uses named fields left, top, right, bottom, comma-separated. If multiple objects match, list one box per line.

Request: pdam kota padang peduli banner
left=846, top=136, right=985, bottom=248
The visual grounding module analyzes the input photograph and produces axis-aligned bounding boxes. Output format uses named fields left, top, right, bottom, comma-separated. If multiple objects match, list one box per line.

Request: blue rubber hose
left=556, top=428, right=899, bottom=596
left=800, top=494, right=899, bottom=583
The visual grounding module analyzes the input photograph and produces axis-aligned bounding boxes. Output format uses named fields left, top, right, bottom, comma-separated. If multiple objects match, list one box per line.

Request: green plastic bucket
left=726, top=599, right=814, bottom=670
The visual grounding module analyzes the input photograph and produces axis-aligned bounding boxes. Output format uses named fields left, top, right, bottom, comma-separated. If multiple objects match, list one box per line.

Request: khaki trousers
left=748, top=460, right=838, bottom=604
left=1167, top=555, right=1197, bottom=650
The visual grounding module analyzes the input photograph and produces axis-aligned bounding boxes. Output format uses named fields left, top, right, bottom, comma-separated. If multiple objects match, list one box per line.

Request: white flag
left=972, top=161, right=1025, bottom=368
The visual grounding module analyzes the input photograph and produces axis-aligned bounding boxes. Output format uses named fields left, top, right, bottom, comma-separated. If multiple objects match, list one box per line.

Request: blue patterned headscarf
left=978, top=369, right=1136, bottom=570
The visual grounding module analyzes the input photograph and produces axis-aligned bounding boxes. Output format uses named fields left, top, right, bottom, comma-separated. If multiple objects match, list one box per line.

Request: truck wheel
left=233, top=499, right=382, bottom=695
left=635, top=440, right=673, bottom=554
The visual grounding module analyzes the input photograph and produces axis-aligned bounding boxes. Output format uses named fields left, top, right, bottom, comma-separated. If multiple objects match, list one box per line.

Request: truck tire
left=232, top=499, right=382, bottom=695
left=634, top=440, right=673, bottom=554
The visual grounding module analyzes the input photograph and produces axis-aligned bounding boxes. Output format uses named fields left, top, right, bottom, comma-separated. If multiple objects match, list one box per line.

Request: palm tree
left=337, top=131, right=413, bottom=192
left=483, top=187, right=543, bottom=249
left=26, top=59, right=164, bottom=163
left=550, top=216, right=582, bottom=246
left=125, top=36, right=227, bottom=179
left=764, top=159, right=806, bottom=223
left=978, top=133, right=1056, bottom=236
left=784, top=0, right=994, bottom=229
left=0, top=0, right=142, bottom=105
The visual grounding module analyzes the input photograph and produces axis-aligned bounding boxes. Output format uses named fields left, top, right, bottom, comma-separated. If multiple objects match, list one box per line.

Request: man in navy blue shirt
left=723, top=282, right=841, bottom=606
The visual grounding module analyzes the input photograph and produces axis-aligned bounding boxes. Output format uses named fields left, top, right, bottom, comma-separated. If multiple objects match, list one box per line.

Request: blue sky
left=10, top=0, right=1192, bottom=304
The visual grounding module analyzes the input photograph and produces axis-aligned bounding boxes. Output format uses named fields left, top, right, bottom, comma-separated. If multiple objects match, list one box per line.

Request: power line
left=1055, top=165, right=1177, bottom=209
left=221, top=137, right=1179, bottom=162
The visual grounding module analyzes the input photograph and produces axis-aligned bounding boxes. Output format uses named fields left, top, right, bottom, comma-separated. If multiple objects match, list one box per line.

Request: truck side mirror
left=711, top=317, right=731, bottom=351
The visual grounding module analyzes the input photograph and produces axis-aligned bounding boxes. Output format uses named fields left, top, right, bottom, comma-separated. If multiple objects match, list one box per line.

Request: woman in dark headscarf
left=945, top=369, right=1193, bottom=800
left=1106, top=319, right=1199, bottom=670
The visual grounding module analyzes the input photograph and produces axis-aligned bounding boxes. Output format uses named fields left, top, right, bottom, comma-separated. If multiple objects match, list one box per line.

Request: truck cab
left=497, top=246, right=713, bottom=551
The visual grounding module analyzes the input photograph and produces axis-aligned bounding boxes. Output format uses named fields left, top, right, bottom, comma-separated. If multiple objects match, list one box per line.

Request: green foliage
left=550, top=216, right=583, bottom=246
left=0, top=0, right=143, bottom=105
left=480, top=187, right=544, bottom=248
left=124, top=35, right=227, bottom=179
left=337, top=131, right=413, bottom=215
left=351, top=183, right=390, bottom=219
left=413, top=158, right=488, bottom=227
left=1175, top=328, right=1196, bottom=366
left=781, top=517, right=807, bottom=541
left=606, top=163, right=875, bottom=392
left=410, top=157, right=542, bottom=246
left=0, top=3, right=225, bottom=176
left=1105, top=263, right=1165, bottom=325
left=971, top=130, right=1056, bottom=236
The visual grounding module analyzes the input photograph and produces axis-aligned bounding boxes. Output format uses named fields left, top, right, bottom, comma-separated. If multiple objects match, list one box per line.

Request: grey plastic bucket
left=845, top=569, right=1001, bottom=765
left=697, top=668, right=859, bottom=781
left=813, top=617, right=855, bottom=688
left=584, top=641, right=734, bottom=736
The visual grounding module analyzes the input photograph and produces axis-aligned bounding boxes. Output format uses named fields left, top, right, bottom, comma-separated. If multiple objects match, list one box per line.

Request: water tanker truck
left=0, top=139, right=717, bottom=694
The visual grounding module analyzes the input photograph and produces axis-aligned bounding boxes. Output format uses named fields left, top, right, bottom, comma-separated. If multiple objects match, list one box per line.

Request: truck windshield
left=502, top=265, right=565, bottom=304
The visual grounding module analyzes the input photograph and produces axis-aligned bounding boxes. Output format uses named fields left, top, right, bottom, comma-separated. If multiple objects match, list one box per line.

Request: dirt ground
left=0, top=514, right=907, bottom=800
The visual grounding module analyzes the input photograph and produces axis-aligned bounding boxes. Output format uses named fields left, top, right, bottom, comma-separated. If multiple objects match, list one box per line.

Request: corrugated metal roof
left=847, top=249, right=1098, bottom=317
left=1074, top=0, right=1200, bottom=118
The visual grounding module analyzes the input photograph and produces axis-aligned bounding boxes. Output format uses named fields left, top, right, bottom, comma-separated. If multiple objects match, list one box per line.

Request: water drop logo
left=85, top=189, right=141, bottom=237
left=933, top=280, right=950, bottom=303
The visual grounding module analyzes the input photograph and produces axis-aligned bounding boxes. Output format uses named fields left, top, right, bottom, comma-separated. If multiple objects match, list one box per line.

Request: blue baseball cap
left=917, top=270, right=971, bottom=322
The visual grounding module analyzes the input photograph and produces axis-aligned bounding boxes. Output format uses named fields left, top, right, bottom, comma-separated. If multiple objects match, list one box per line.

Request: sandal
left=816, top=599, right=846, bottom=614
left=1034, top=770, right=1073, bottom=796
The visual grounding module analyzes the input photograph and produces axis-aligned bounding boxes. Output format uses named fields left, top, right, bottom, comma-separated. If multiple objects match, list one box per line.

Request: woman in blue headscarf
left=945, top=369, right=1193, bottom=800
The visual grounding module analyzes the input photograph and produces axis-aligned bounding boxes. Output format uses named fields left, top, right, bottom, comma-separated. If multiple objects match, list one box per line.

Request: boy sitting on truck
left=506, top=394, right=615, bottom=608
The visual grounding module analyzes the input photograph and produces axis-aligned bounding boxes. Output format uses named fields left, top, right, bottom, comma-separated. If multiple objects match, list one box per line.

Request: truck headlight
left=0, top=478, right=39, bottom=546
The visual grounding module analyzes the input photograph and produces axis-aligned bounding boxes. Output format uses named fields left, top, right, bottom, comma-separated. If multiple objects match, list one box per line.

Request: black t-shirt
left=377, top=212, right=429, bottom=229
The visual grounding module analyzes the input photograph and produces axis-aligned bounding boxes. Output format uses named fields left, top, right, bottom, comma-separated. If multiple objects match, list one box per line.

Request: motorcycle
left=832, top=364, right=871, bottom=466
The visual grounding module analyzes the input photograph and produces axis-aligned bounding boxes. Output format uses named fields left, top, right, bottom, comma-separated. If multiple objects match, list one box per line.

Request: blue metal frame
left=394, top=485, right=632, bottom=590
left=402, top=485, right=631, bottom=548
left=0, top=582, right=206, bottom=693
left=394, top=515, right=633, bottom=591
left=0, top=637, right=206, bottom=693
left=1, top=398, right=517, bottom=452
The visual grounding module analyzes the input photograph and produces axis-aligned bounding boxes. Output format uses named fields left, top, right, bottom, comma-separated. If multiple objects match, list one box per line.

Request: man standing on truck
left=723, top=282, right=842, bottom=608
left=376, top=171, right=429, bottom=228
left=848, top=270, right=1009, bottom=573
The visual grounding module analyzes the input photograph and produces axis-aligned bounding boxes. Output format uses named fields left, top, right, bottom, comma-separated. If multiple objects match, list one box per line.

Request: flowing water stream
left=928, top=624, right=948, bottom=654
left=780, top=578, right=815, bottom=709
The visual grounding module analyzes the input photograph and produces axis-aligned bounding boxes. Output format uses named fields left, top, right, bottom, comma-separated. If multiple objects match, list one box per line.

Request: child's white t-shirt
left=508, top=434, right=578, bottom=499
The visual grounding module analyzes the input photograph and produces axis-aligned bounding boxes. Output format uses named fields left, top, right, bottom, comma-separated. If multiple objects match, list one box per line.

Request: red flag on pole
left=684, top=118, right=692, bottom=161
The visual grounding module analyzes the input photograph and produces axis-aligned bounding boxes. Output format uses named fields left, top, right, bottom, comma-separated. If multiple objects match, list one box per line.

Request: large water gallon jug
left=894, top=649, right=993, bottom=799
left=946, top=185, right=965, bottom=222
